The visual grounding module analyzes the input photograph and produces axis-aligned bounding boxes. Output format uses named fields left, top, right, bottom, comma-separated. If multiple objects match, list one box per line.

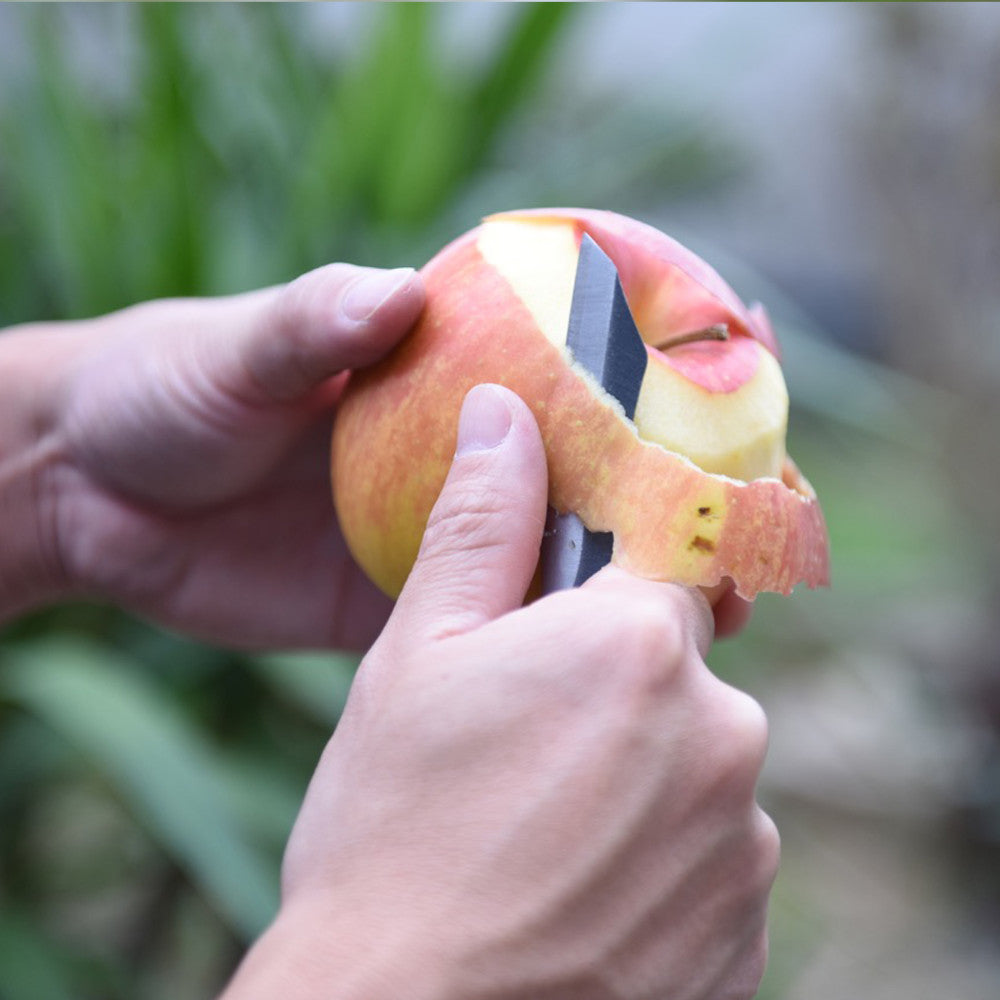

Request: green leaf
left=468, top=3, right=579, bottom=171
left=0, top=640, right=279, bottom=940
left=0, top=904, right=132, bottom=1000
left=0, top=909, right=81, bottom=1000
left=215, top=750, right=306, bottom=853
left=132, top=4, right=213, bottom=298
left=250, top=650, right=358, bottom=729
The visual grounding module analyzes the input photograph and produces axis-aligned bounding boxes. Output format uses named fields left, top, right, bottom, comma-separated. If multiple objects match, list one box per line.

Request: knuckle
left=724, top=807, right=780, bottom=912
left=750, top=807, right=782, bottom=889
left=574, top=576, right=712, bottom=707
left=721, top=929, right=771, bottom=1000
left=713, top=852, right=774, bottom=1000
left=703, top=683, right=770, bottom=785
left=612, top=595, right=687, bottom=691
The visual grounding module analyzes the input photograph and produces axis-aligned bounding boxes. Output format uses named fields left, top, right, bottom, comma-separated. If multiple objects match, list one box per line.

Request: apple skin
left=332, top=209, right=829, bottom=601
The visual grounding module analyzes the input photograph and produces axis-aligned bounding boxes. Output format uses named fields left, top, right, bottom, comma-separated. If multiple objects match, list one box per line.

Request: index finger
left=581, top=565, right=715, bottom=661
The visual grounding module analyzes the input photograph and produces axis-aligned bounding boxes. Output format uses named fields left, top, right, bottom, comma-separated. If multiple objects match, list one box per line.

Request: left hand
left=41, top=263, right=424, bottom=648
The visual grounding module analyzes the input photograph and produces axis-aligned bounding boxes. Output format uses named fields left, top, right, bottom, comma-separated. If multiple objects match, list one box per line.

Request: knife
left=540, top=234, right=648, bottom=593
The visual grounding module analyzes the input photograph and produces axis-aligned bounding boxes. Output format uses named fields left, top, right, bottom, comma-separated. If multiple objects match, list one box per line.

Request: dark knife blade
left=540, top=234, right=648, bottom=593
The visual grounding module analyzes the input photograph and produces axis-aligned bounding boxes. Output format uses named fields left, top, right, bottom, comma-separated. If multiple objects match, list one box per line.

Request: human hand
left=226, top=385, right=777, bottom=1000
left=33, top=264, right=422, bottom=648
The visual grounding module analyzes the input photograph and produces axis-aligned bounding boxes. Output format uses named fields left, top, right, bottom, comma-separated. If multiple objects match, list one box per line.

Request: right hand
left=226, top=383, right=778, bottom=1000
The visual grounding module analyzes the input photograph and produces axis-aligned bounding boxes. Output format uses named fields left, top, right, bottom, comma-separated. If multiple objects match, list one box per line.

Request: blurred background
left=0, top=3, right=998, bottom=998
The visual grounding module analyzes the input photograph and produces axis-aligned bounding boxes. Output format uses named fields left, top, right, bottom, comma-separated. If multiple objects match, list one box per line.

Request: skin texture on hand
left=0, top=328, right=66, bottom=619
left=0, top=264, right=424, bottom=648
left=224, top=386, right=777, bottom=1000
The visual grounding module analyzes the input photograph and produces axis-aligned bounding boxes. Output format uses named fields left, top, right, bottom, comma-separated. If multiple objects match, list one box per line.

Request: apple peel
left=332, top=211, right=829, bottom=601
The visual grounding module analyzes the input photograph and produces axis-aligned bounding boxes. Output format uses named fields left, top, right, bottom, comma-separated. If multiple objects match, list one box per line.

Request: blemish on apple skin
left=698, top=506, right=712, bottom=517
left=689, top=535, right=716, bottom=554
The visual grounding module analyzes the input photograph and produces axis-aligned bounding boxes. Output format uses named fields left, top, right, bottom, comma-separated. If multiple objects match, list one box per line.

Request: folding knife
left=539, top=234, right=648, bottom=593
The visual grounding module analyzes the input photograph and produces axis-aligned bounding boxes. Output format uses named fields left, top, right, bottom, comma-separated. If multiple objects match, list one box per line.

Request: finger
left=238, top=263, right=424, bottom=404
left=712, top=583, right=755, bottom=639
left=389, top=384, right=548, bottom=643
left=584, top=567, right=716, bottom=660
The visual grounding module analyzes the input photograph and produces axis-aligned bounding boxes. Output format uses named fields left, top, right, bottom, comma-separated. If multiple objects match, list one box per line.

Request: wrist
left=0, top=325, right=80, bottom=620
left=221, top=893, right=453, bottom=1000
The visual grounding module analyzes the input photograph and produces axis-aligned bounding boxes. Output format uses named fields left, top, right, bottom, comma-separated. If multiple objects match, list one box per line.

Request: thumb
left=390, top=384, right=549, bottom=643
left=237, top=263, right=424, bottom=404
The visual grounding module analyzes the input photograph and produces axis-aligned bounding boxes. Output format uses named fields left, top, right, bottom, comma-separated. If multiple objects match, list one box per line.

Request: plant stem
left=656, top=324, right=730, bottom=351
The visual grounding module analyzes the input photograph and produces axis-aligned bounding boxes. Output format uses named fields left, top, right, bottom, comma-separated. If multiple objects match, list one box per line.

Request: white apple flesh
left=479, top=216, right=788, bottom=483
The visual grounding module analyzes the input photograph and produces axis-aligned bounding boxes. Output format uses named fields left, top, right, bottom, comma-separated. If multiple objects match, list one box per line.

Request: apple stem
left=656, top=324, right=730, bottom=351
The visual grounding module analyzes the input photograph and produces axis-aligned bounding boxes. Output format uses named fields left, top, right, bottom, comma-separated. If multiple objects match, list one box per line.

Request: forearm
left=0, top=324, right=80, bottom=620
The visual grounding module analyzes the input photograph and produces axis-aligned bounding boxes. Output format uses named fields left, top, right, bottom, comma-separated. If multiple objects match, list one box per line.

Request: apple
left=331, top=208, right=829, bottom=602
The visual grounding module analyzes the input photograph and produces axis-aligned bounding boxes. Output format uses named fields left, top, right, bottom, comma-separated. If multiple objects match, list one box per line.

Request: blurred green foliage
left=0, top=1, right=730, bottom=328
left=0, top=4, right=983, bottom=999
left=0, top=3, right=575, bottom=322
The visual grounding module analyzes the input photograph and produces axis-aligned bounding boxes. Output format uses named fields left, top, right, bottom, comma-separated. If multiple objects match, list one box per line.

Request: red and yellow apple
left=331, top=208, right=829, bottom=602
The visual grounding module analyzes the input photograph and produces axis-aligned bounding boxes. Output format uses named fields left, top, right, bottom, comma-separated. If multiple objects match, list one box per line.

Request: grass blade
left=250, top=650, right=358, bottom=729
left=0, top=908, right=82, bottom=1000
left=468, top=3, right=579, bottom=171
left=1, top=640, right=279, bottom=940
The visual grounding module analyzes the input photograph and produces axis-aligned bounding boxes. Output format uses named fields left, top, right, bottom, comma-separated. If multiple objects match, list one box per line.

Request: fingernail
left=341, top=267, right=416, bottom=322
left=456, top=384, right=513, bottom=456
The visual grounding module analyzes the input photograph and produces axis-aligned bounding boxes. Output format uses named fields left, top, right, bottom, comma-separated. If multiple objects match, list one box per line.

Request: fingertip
left=455, top=384, right=514, bottom=457
left=339, top=266, right=424, bottom=328
left=249, top=264, right=425, bottom=403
